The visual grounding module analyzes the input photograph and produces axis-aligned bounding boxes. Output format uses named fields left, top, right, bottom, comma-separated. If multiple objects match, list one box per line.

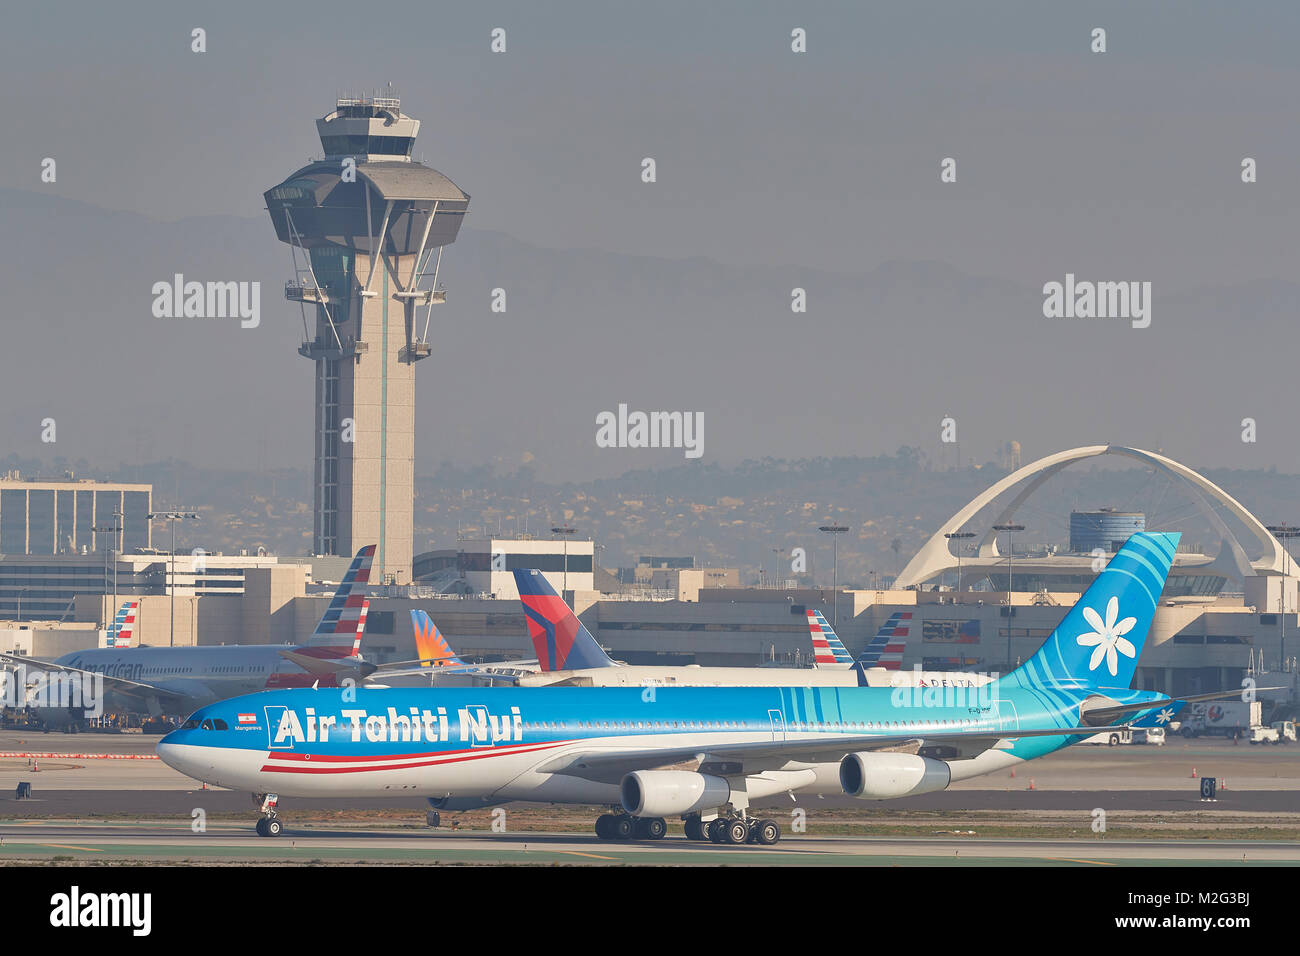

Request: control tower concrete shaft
left=265, top=94, right=468, bottom=583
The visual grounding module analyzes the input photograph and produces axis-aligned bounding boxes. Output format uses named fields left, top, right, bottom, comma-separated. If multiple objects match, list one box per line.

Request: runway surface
left=2, top=787, right=1297, bottom=815
left=0, top=821, right=1295, bottom=865
left=1, top=729, right=1296, bottom=793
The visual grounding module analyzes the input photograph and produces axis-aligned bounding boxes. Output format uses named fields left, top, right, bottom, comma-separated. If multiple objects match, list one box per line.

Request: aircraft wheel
left=725, top=819, right=750, bottom=845
left=683, top=817, right=703, bottom=841
left=610, top=814, right=634, bottom=840
left=255, top=818, right=268, bottom=837
left=265, top=818, right=282, bottom=837
left=643, top=817, right=667, bottom=840
left=707, top=819, right=727, bottom=843
left=756, top=820, right=781, bottom=845
left=595, top=814, right=614, bottom=839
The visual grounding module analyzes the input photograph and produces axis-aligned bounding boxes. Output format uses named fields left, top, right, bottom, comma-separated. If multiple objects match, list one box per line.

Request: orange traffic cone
left=1009, top=769, right=1016, bottom=778
left=1221, top=778, right=1228, bottom=791
left=32, top=759, right=39, bottom=772
left=1190, top=767, right=1197, bottom=778
left=1028, top=778, right=1036, bottom=790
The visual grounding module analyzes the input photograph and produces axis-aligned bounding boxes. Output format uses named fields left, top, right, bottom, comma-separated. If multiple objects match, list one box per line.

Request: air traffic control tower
left=265, top=94, right=468, bottom=583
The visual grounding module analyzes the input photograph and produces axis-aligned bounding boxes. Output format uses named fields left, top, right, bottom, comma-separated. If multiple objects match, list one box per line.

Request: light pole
left=150, top=512, right=199, bottom=647
left=993, top=523, right=1025, bottom=669
left=771, top=548, right=783, bottom=588
left=551, top=526, right=576, bottom=596
left=92, top=516, right=122, bottom=627
left=945, top=531, right=976, bottom=602
left=1267, top=524, right=1299, bottom=671
left=819, top=525, right=848, bottom=626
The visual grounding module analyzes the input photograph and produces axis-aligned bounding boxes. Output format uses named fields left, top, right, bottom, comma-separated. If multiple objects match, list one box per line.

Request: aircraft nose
left=156, top=739, right=208, bottom=779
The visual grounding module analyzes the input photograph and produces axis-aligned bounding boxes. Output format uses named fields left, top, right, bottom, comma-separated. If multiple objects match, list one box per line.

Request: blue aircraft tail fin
left=999, top=532, right=1179, bottom=693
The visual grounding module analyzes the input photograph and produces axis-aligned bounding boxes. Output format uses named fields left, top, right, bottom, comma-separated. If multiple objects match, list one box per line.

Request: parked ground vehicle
left=1180, top=701, right=1262, bottom=738
left=1255, top=720, right=1297, bottom=744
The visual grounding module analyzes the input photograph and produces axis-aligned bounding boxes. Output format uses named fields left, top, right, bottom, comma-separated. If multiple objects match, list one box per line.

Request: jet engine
left=839, top=751, right=951, bottom=799
left=620, top=771, right=731, bottom=817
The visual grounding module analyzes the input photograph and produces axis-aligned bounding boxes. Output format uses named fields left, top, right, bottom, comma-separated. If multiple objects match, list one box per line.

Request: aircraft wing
left=277, top=649, right=374, bottom=677
left=0, top=653, right=191, bottom=713
left=1081, top=688, right=1285, bottom=725
left=365, top=662, right=525, bottom=683
left=531, top=724, right=1128, bottom=784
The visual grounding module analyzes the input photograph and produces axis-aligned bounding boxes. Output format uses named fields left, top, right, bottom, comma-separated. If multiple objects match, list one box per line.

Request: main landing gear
left=594, top=812, right=667, bottom=841
left=253, top=793, right=282, bottom=837
left=685, top=813, right=780, bottom=846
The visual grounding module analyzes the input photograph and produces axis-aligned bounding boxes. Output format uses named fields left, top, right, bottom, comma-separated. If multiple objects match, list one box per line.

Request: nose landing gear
left=253, top=793, right=282, bottom=837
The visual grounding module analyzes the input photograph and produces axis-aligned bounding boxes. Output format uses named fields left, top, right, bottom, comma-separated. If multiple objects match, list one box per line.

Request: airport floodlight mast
left=1267, top=524, right=1300, bottom=670
left=552, top=526, right=577, bottom=595
left=150, top=512, right=199, bottom=647
left=945, top=530, right=976, bottom=601
left=265, top=91, right=469, bottom=585
left=993, top=523, right=1025, bottom=668
left=93, top=513, right=124, bottom=625
left=818, top=525, right=849, bottom=625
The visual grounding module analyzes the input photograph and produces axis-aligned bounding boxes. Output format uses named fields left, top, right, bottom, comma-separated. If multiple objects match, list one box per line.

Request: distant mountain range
left=3, top=187, right=1300, bottom=483
left=5, top=449, right=1298, bottom=587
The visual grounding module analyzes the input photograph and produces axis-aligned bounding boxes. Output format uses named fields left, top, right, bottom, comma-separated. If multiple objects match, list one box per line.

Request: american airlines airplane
left=1, top=546, right=377, bottom=730
left=159, top=533, right=1224, bottom=843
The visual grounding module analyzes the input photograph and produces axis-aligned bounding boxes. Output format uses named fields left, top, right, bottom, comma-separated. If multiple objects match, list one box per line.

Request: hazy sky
left=2, top=2, right=1299, bottom=480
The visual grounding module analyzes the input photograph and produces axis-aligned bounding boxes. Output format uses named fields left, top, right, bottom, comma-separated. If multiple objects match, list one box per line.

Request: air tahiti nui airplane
left=159, top=533, right=1225, bottom=844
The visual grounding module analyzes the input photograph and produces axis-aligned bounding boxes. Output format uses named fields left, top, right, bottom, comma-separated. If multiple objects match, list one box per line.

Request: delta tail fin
left=806, top=610, right=854, bottom=667
left=411, top=609, right=466, bottom=667
left=513, top=568, right=616, bottom=672
left=298, top=545, right=375, bottom=659
left=998, top=532, right=1179, bottom=694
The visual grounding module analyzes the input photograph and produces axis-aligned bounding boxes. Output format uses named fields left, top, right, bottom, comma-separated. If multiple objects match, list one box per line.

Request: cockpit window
left=182, top=718, right=200, bottom=729
left=212, top=718, right=229, bottom=730
left=200, top=719, right=214, bottom=730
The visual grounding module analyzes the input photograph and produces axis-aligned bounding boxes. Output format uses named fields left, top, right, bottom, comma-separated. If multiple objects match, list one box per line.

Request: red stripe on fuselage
left=258, top=740, right=572, bottom=775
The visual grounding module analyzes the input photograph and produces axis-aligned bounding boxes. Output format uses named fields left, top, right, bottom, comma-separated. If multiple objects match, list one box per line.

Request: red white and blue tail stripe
left=104, top=600, right=140, bottom=648
left=806, top=610, right=854, bottom=667
left=857, top=611, right=912, bottom=670
left=300, top=545, right=374, bottom=659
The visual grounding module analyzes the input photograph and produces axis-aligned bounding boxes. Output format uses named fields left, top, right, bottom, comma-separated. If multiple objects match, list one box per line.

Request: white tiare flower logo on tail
left=1076, top=596, right=1137, bottom=676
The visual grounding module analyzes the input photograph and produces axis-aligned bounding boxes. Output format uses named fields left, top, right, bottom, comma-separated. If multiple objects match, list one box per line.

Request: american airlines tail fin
left=104, top=600, right=140, bottom=648
left=298, top=545, right=374, bottom=659
left=512, top=568, right=616, bottom=672
left=411, top=609, right=465, bottom=667
left=997, top=532, right=1179, bottom=694
left=856, top=610, right=913, bottom=670
left=806, top=610, right=854, bottom=667
left=353, top=599, right=369, bottom=657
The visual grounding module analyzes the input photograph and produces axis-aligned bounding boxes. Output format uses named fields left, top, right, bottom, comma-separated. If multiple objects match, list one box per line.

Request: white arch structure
left=894, top=444, right=1288, bottom=589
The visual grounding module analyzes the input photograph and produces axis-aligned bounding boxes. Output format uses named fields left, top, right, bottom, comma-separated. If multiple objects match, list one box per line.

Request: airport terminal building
left=3, top=446, right=1298, bottom=705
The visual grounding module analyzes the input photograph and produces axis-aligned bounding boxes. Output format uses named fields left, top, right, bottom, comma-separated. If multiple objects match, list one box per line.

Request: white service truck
left=1250, top=720, right=1297, bottom=745
left=1179, top=701, right=1262, bottom=738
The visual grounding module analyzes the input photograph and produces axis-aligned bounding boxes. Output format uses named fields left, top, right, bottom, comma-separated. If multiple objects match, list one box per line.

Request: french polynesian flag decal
left=238, top=713, right=257, bottom=725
